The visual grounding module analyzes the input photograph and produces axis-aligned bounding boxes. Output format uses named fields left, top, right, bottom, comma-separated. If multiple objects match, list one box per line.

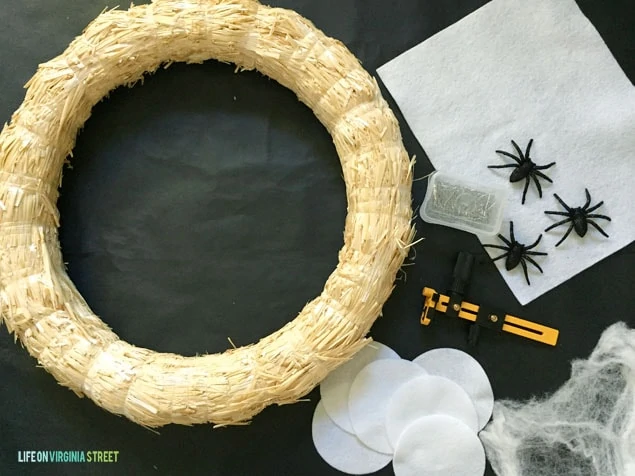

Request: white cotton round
left=312, top=401, right=392, bottom=475
left=393, top=415, right=486, bottom=476
left=320, top=342, right=400, bottom=433
left=413, top=348, right=494, bottom=430
left=348, top=359, right=427, bottom=454
left=386, top=375, right=479, bottom=447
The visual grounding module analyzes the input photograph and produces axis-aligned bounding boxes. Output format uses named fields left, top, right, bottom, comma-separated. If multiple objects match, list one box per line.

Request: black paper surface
left=0, top=1, right=633, bottom=475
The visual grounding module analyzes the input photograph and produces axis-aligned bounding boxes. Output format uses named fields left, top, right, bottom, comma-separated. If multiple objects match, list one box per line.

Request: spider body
left=571, top=208, right=589, bottom=237
left=484, top=221, right=547, bottom=285
left=509, top=160, right=535, bottom=183
left=505, top=241, right=527, bottom=271
left=544, top=188, right=611, bottom=246
left=488, top=139, right=556, bottom=204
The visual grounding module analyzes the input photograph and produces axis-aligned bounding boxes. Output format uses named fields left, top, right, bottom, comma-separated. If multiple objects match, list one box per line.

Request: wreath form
left=0, top=0, right=413, bottom=427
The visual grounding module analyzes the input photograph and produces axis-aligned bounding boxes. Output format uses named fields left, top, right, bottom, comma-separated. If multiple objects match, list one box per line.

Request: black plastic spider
left=544, top=188, right=611, bottom=247
left=484, top=221, right=547, bottom=285
left=488, top=139, right=555, bottom=205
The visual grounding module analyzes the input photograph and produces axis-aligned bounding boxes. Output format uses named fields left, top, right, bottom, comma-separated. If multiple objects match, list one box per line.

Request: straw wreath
left=0, top=0, right=414, bottom=427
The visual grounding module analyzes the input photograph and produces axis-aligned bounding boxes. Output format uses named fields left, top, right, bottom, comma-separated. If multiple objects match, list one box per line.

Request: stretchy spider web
left=480, top=322, right=635, bottom=476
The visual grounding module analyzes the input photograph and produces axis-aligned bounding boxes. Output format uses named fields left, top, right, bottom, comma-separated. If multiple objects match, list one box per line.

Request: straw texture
left=0, top=0, right=414, bottom=427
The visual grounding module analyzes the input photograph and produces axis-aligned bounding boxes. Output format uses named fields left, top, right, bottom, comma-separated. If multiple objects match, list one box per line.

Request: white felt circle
left=393, top=415, right=486, bottom=476
left=349, top=359, right=426, bottom=454
left=413, top=348, right=494, bottom=430
left=312, top=402, right=392, bottom=475
left=320, top=342, right=400, bottom=433
left=386, top=375, right=479, bottom=447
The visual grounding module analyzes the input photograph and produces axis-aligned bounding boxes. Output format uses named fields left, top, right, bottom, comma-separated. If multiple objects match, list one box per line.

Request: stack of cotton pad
left=312, top=343, right=494, bottom=475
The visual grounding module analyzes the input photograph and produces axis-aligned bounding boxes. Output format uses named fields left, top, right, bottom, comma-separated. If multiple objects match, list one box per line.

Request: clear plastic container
left=419, top=171, right=507, bottom=236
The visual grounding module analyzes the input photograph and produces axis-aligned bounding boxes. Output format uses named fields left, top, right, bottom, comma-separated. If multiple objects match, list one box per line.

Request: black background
left=0, top=1, right=633, bottom=475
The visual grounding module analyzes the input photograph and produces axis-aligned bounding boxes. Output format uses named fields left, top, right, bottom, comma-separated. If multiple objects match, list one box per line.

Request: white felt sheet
left=348, top=359, right=426, bottom=454
left=413, top=348, right=493, bottom=430
left=377, top=0, right=635, bottom=304
left=312, top=402, right=392, bottom=475
left=392, top=415, right=486, bottom=476
left=320, top=342, right=400, bottom=433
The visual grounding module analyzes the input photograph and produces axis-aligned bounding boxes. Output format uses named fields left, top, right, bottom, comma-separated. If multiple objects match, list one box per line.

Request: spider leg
left=554, top=223, right=575, bottom=247
left=498, top=237, right=513, bottom=247
left=525, top=233, right=543, bottom=250
left=530, top=173, right=543, bottom=198
left=524, top=255, right=544, bottom=274
left=483, top=244, right=510, bottom=251
left=492, top=252, right=509, bottom=262
left=545, top=217, right=572, bottom=232
left=533, top=170, right=554, bottom=183
left=488, top=164, right=518, bottom=169
left=520, top=259, right=531, bottom=285
left=498, top=231, right=513, bottom=247
left=509, top=221, right=516, bottom=243
left=525, top=138, right=534, bottom=159
left=495, top=150, right=522, bottom=164
left=585, top=201, right=605, bottom=214
left=588, top=220, right=610, bottom=238
left=544, top=211, right=570, bottom=217
left=521, top=177, right=530, bottom=204
left=511, top=140, right=525, bottom=161
left=533, top=162, right=556, bottom=171
left=553, top=193, right=572, bottom=212
left=583, top=188, right=591, bottom=209
left=586, top=214, right=611, bottom=221
left=525, top=250, right=548, bottom=256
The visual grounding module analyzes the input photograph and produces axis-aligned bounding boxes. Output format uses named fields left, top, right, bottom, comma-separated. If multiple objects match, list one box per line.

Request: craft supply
left=421, top=287, right=560, bottom=346
left=392, top=415, right=486, bottom=476
left=385, top=375, right=479, bottom=448
left=420, top=171, right=507, bottom=236
left=313, top=344, right=496, bottom=472
left=480, top=322, right=635, bottom=476
left=544, top=188, right=611, bottom=246
left=377, top=0, right=635, bottom=305
left=483, top=221, right=548, bottom=285
left=420, top=252, right=559, bottom=346
left=488, top=139, right=555, bottom=205
left=446, top=251, right=475, bottom=321
left=312, top=402, right=392, bottom=475
left=413, top=349, right=494, bottom=430
left=348, top=359, right=426, bottom=454
left=0, top=0, right=415, bottom=426
left=320, top=342, right=400, bottom=433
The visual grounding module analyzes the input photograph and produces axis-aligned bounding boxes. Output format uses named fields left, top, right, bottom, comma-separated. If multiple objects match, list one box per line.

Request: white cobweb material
left=480, top=322, right=635, bottom=476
